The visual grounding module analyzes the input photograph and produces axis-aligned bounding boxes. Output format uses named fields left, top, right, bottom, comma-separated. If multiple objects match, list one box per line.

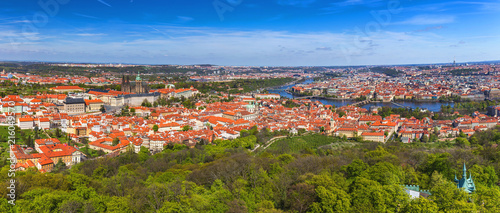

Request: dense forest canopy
left=0, top=63, right=201, bottom=77
left=368, top=67, right=403, bottom=77
left=176, top=78, right=295, bottom=94
left=2, top=125, right=500, bottom=212
left=449, top=68, right=483, bottom=76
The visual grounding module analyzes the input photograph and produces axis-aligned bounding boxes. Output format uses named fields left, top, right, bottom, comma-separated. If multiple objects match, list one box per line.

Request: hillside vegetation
left=2, top=127, right=500, bottom=212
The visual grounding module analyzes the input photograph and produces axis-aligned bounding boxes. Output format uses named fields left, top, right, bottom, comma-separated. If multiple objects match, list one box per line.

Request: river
left=267, top=79, right=453, bottom=112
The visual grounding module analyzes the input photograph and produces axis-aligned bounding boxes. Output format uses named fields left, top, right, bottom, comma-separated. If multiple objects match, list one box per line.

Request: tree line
left=2, top=127, right=500, bottom=212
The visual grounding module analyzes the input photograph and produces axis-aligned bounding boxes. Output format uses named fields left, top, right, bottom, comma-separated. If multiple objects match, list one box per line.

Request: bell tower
left=136, top=71, right=142, bottom=93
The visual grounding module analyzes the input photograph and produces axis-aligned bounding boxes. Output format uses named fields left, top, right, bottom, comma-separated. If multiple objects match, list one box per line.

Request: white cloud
left=176, top=16, right=194, bottom=23
left=323, top=0, right=384, bottom=13
left=73, top=13, right=99, bottom=19
left=72, top=33, right=106, bottom=37
left=0, top=25, right=498, bottom=66
left=316, top=47, right=332, bottom=51
left=394, top=14, right=455, bottom=25
left=333, top=0, right=380, bottom=7
left=97, top=0, right=112, bottom=7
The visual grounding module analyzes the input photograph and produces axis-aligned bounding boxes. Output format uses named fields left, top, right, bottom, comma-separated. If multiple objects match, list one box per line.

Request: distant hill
left=368, top=67, right=403, bottom=77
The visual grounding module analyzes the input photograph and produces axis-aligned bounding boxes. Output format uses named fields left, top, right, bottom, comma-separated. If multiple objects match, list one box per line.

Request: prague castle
left=121, top=72, right=149, bottom=94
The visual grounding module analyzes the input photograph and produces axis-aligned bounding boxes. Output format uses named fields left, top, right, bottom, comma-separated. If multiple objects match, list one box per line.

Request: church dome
left=136, top=72, right=142, bottom=81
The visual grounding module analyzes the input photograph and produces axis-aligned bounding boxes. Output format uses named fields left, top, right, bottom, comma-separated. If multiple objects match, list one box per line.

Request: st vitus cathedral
left=121, top=72, right=149, bottom=94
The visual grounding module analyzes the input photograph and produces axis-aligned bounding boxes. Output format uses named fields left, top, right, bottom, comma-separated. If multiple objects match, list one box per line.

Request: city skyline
left=1, top=0, right=499, bottom=66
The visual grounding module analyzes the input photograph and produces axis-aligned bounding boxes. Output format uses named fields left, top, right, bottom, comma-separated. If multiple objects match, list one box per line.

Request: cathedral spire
left=456, top=163, right=476, bottom=193
left=136, top=71, right=142, bottom=81
left=463, top=163, right=467, bottom=179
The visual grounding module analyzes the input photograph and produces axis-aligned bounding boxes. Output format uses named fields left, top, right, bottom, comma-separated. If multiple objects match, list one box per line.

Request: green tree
left=141, top=99, right=152, bottom=107
left=106, top=196, right=132, bottom=213
left=112, top=137, right=120, bottom=146
left=138, top=146, right=150, bottom=163
left=309, top=186, right=351, bottom=213
left=429, top=171, right=476, bottom=212
left=26, top=134, right=33, bottom=148
left=361, top=162, right=403, bottom=185
left=349, top=177, right=391, bottom=212
left=59, top=196, right=84, bottom=213
left=53, top=158, right=67, bottom=173
left=421, top=135, right=428, bottom=143
left=475, top=185, right=500, bottom=212
left=55, top=128, right=62, bottom=138
left=337, top=110, right=346, bottom=117
left=455, top=137, right=470, bottom=147
left=469, top=165, right=498, bottom=187
left=0, top=198, right=15, bottom=213
left=285, top=183, right=316, bottom=213
left=153, top=124, right=159, bottom=132
left=182, top=125, right=192, bottom=131
left=364, top=146, right=399, bottom=166
left=240, top=129, right=249, bottom=137
left=401, top=198, right=438, bottom=213
left=16, top=189, right=70, bottom=212
left=277, top=154, right=294, bottom=165
left=341, top=159, right=368, bottom=179
left=459, top=131, right=467, bottom=138
left=421, top=153, right=452, bottom=178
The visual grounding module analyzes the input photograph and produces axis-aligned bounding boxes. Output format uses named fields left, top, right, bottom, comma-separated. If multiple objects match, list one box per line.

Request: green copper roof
left=454, top=163, right=476, bottom=193
left=136, top=71, right=142, bottom=81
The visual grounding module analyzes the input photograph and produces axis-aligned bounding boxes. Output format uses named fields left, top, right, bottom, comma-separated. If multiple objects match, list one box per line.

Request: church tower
left=122, top=75, right=131, bottom=93
left=330, top=118, right=336, bottom=129
left=136, top=71, right=143, bottom=93
left=329, top=118, right=336, bottom=135
left=454, top=163, right=476, bottom=193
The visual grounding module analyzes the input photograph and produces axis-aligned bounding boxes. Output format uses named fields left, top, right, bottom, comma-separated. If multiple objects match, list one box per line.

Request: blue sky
left=0, top=0, right=499, bottom=66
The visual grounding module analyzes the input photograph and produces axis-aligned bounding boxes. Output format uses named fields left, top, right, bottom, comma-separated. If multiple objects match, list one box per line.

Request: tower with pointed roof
left=121, top=72, right=149, bottom=94
left=330, top=118, right=336, bottom=132
left=121, top=75, right=131, bottom=93
left=136, top=71, right=142, bottom=81
left=135, top=71, right=143, bottom=93
left=454, top=163, right=476, bottom=193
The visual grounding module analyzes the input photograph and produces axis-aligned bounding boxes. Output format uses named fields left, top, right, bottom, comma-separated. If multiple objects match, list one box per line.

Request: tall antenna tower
left=453, top=56, right=456, bottom=67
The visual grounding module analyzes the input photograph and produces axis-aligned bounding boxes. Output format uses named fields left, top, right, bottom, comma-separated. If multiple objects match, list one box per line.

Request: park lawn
left=265, top=134, right=343, bottom=154
left=0, top=126, right=22, bottom=144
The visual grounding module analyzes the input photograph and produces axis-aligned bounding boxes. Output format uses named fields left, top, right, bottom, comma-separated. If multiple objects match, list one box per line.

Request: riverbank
left=285, top=90, right=457, bottom=104
left=255, top=77, right=304, bottom=92
left=267, top=79, right=454, bottom=112
left=394, top=99, right=454, bottom=103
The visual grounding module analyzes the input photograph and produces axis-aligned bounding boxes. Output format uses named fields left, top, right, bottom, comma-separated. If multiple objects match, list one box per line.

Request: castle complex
left=121, top=72, right=149, bottom=94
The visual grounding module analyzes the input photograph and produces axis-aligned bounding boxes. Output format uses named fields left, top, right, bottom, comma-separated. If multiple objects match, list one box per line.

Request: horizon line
left=1, top=59, right=499, bottom=68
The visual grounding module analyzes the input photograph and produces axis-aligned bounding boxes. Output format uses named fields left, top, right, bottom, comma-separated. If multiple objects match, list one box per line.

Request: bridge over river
left=289, top=97, right=416, bottom=110
left=276, top=84, right=444, bottom=111
left=350, top=100, right=371, bottom=107
left=351, top=100, right=413, bottom=109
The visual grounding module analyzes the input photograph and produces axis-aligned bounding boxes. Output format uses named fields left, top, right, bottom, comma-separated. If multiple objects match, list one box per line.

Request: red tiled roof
left=362, top=132, right=384, bottom=136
